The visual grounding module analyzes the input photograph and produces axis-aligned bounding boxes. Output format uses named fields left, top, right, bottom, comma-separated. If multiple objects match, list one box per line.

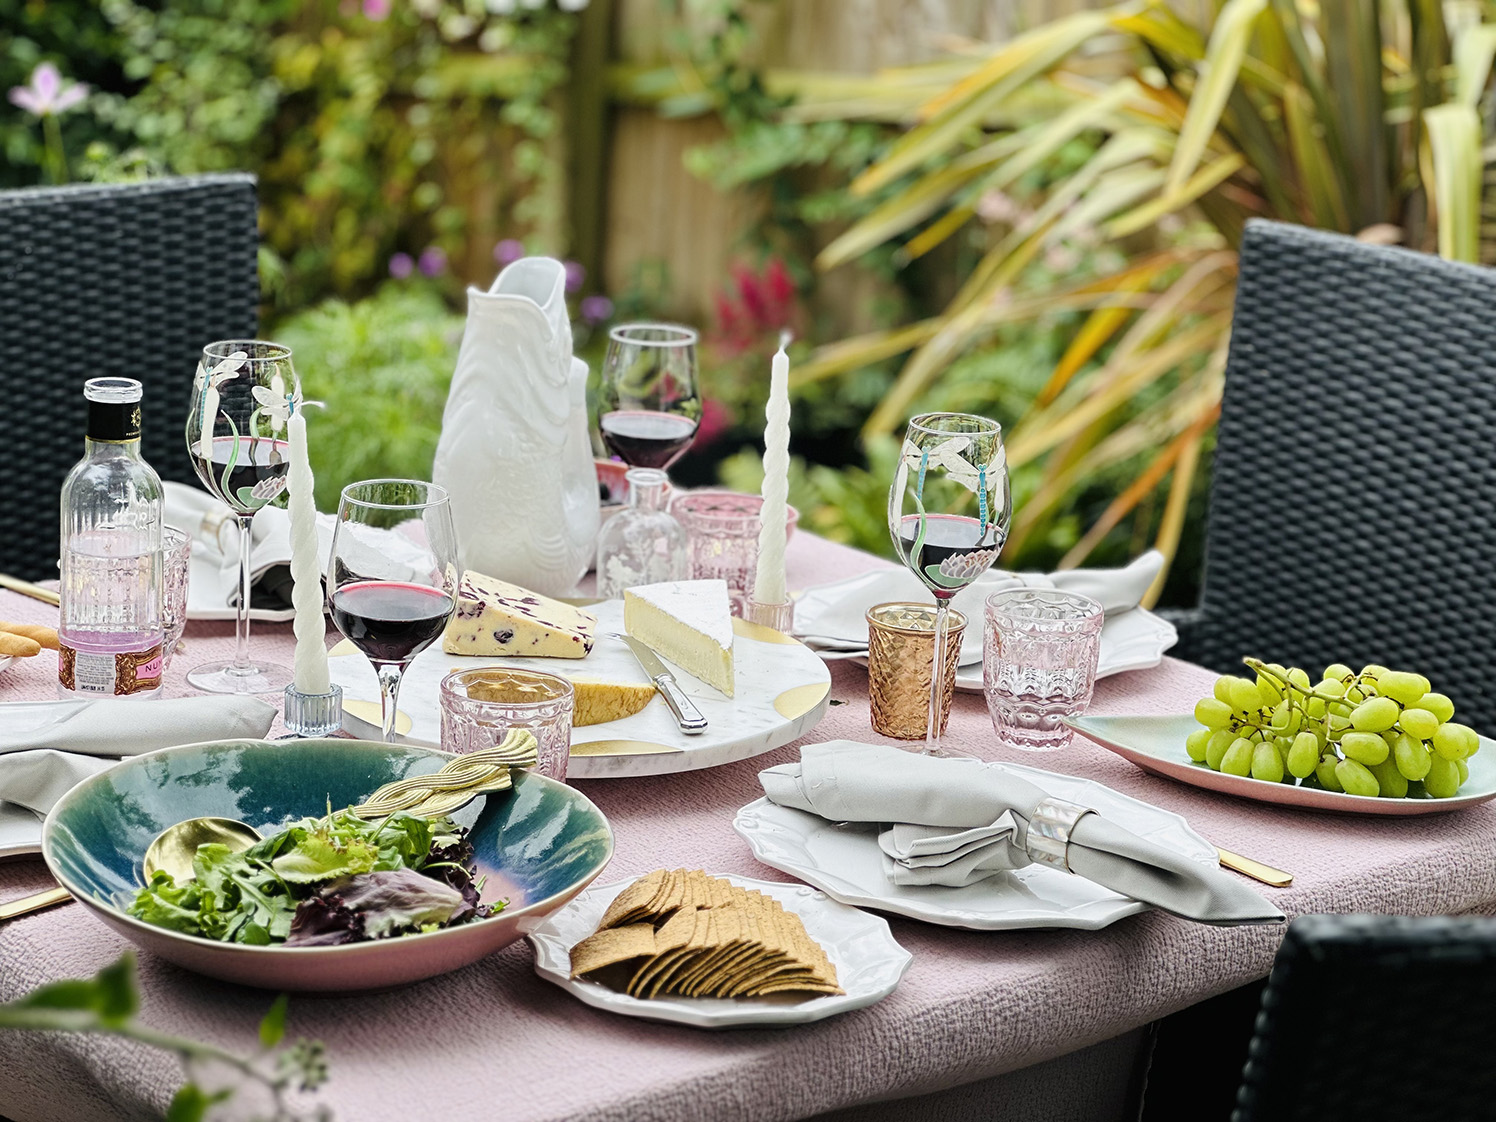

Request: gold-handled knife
left=1216, top=847, right=1293, bottom=887
left=0, top=574, right=60, bottom=607
left=0, top=886, right=72, bottom=923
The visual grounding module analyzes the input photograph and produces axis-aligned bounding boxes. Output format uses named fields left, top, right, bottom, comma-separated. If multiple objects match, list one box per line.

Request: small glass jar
left=596, top=468, right=689, bottom=599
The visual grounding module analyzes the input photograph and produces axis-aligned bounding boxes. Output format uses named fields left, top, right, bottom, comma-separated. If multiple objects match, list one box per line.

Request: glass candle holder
left=161, top=526, right=192, bottom=670
left=671, top=490, right=799, bottom=615
left=865, top=602, right=966, bottom=742
left=983, top=589, right=1103, bottom=752
left=440, top=667, right=574, bottom=782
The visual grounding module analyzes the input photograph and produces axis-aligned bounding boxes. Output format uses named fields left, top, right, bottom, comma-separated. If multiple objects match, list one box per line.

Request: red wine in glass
left=599, top=410, right=698, bottom=470
left=897, top=513, right=1005, bottom=594
left=329, top=580, right=455, bottom=664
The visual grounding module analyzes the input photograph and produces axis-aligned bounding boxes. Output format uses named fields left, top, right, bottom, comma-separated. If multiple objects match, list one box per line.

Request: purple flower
left=418, top=246, right=447, bottom=277
left=388, top=252, right=414, bottom=279
left=8, top=62, right=88, bottom=118
left=493, top=238, right=524, bottom=265
left=580, top=295, right=614, bottom=325
left=363, top=0, right=391, bottom=17
left=563, top=260, right=585, bottom=293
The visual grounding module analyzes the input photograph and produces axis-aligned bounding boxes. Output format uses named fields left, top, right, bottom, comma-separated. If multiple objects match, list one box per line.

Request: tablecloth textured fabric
left=4, top=533, right=1496, bottom=1122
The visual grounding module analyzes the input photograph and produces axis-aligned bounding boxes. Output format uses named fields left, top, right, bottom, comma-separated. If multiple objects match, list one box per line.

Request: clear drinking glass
left=888, top=412, right=1009, bottom=754
left=184, top=341, right=297, bottom=694
left=672, top=490, right=799, bottom=615
left=440, top=668, right=574, bottom=782
left=327, top=480, right=459, bottom=743
left=160, top=526, right=191, bottom=670
left=595, top=468, right=689, bottom=599
left=598, top=324, right=701, bottom=480
left=983, top=589, right=1104, bottom=751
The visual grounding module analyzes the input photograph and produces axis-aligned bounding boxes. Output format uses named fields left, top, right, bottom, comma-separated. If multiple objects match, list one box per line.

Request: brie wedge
left=623, top=579, right=735, bottom=697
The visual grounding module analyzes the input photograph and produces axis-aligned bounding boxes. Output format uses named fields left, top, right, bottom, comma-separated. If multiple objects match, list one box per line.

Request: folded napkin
left=760, top=741, right=1283, bottom=927
left=0, top=696, right=277, bottom=818
left=795, top=551, right=1164, bottom=665
left=165, top=481, right=334, bottom=613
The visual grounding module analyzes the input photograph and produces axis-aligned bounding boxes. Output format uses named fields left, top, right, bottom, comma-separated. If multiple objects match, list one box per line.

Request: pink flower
left=563, top=260, right=585, bottom=293
left=388, top=252, right=414, bottom=279
left=418, top=246, right=447, bottom=277
left=580, top=295, right=613, bottom=324
left=493, top=238, right=524, bottom=265
left=363, top=0, right=391, bottom=18
left=694, top=399, right=734, bottom=447
left=8, top=63, right=88, bottom=118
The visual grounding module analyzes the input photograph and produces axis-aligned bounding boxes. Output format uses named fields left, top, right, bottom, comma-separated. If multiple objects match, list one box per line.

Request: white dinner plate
left=0, top=654, right=13, bottom=676
left=1070, top=713, right=1496, bottom=816
left=330, top=601, right=832, bottom=780
left=734, top=761, right=1216, bottom=931
left=528, top=873, right=911, bottom=1028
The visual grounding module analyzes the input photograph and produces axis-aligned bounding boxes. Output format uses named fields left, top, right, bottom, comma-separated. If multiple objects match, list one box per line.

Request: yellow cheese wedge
left=570, top=677, right=657, bottom=726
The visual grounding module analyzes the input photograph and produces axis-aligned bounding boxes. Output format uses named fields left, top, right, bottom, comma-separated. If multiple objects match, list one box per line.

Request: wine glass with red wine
left=184, top=340, right=299, bottom=695
left=598, top=324, right=701, bottom=477
left=888, top=412, right=1010, bottom=754
left=328, top=479, right=459, bottom=743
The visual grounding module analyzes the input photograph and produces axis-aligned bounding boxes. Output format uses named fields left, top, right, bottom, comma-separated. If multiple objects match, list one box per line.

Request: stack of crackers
left=569, top=869, right=843, bottom=1001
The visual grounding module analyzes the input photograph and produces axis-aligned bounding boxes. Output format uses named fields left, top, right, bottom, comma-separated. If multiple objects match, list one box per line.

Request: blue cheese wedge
left=623, top=579, right=735, bottom=696
left=442, top=571, right=595, bottom=658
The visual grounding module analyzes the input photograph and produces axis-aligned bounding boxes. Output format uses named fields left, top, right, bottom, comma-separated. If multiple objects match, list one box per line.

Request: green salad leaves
left=128, top=809, right=500, bottom=947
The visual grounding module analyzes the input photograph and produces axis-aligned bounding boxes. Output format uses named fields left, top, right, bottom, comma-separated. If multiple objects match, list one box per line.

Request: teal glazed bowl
left=42, top=739, right=614, bottom=991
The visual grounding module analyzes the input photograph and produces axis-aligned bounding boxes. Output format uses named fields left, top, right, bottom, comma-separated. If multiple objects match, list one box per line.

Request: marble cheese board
left=330, top=600, right=832, bottom=779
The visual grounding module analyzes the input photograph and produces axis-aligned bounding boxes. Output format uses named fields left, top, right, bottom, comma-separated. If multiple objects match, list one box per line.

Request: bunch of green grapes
left=1185, top=659, right=1480, bottom=798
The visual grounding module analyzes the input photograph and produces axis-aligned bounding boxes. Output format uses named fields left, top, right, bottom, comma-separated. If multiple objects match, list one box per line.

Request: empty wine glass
left=888, top=412, right=1010, bottom=753
left=327, top=480, right=458, bottom=743
left=598, top=324, right=701, bottom=479
left=184, top=340, right=297, bottom=694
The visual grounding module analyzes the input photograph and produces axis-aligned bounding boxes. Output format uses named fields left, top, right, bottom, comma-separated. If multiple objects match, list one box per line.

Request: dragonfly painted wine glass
left=597, top=324, right=701, bottom=480
left=328, top=479, right=459, bottom=743
left=888, top=412, right=1010, bottom=753
left=184, top=340, right=298, bottom=694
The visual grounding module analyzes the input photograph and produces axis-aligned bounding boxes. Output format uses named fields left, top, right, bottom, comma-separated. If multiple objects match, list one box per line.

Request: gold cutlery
left=1216, top=847, right=1293, bottom=887
left=0, top=885, right=72, bottom=922
left=0, top=574, right=60, bottom=607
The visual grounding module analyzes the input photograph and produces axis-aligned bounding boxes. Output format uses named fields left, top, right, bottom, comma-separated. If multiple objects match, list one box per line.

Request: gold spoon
left=137, top=731, right=538, bottom=884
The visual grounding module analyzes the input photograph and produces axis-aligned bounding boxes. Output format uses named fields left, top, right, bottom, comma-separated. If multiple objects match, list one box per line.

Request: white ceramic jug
left=433, top=257, right=599, bottom=596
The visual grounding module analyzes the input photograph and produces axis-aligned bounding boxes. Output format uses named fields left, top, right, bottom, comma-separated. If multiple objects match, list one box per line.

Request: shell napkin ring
left=1026, top=796, right=1095, bottom=873
left=354, top=729, right=538, bottom=820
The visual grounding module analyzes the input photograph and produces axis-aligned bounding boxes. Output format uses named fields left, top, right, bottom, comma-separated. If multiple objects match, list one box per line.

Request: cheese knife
left=613, top=634, right=709, bottom=734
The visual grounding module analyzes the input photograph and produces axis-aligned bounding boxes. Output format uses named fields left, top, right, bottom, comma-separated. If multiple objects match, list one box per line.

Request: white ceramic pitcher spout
left=432, top=257, right=600, bottom=596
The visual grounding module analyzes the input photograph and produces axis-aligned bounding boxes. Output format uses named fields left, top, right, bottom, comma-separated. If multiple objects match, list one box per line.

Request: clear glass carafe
left=596, top=468, right=689, bottom=599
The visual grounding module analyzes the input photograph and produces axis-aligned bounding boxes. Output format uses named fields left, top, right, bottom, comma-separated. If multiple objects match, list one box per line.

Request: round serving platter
left=330, top=600, right=832, bottom=779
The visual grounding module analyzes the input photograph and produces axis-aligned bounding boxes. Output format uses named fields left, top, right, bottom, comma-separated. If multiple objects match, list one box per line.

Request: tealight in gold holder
left=865, top=602, right=966, bottom=741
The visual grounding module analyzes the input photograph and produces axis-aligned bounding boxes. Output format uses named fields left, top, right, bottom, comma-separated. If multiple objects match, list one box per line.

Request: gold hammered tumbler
left=865, top=602, right=967, bottom=740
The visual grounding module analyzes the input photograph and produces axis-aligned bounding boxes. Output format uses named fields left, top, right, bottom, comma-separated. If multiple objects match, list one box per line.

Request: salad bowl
left=42, top=738, right=614, bottom=991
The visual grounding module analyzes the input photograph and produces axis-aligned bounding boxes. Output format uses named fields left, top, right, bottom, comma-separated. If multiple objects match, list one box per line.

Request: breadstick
left=0, top=622, right=59, bottom=649
left=0, top=633, right=41, bottom=658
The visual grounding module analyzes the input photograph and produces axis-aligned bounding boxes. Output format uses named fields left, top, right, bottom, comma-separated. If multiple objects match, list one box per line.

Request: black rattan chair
left=1174, top=219, right=1496, bottom=732
left=1233, top=914, right=1496, bottom=1121
left=0, top=174, right=259, bottom=579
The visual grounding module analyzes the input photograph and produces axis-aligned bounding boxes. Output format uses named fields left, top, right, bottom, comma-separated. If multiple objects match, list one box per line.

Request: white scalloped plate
left=528, top=873, right=911, bottom=1028
left=734, top=762, right=1216, bottom=931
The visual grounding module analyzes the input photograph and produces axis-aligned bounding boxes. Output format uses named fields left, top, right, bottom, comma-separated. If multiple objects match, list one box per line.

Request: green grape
left=1186, top=728, right=1211, bottom=762
left=1411, top=692, right=1456, bottom=723
left=1286, top=666, right=1311, bottom=689
left=1229, top=679, right=1265, bottom=713
left=1399, top=707, right=1440, bottom=741
left=1360, top=664, right=1389, bottom=681
left=1286, top=732, right=1320, bottom=778
left=1458, top=759, right=1470, bottom=785
left=1316, top=677, right=1347, bottom=699
left=1213, top=675, right=1245, bottom=705
left=1432, top=722, right=1478, bottom=761
left=1315, top=755, right=1344, bottom=791
left=1205, top=730, right=1234, bottom=770
left=1340, top=731, right=1390, bottom=766
left=1425, top=754, right=1461, bottom=798
left=1392, top=733, right=1432, bottom=781
left=1327, top=713, right=1351, bottom=735
left=1377, top=671, right=1430, bottom=706
left=1345, top=685, right=1366, bottom=704
left=1335, top=757, right=1381, bottom=797
left=1251, top=741, right=1285, bottom=782
left=1369, top=758, right=1409, bottom=798
left=1255, top=674, right=1283, bottom=706
left=1194, top=698, right=1233, bottom=729
left=1323, top=663, right=1353, bottom=682
left=1349, top=696, right=1399, bottom=732
left=1305, top=696, right=1328, bottom=720
left=1220, top=739, right=1254, bottom=777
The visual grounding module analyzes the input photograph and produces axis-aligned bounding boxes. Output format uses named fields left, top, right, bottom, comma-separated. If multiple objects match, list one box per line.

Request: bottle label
left=59, top=642, right=163, bottom=696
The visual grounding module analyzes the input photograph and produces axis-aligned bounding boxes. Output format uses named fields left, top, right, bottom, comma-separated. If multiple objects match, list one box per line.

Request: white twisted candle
left=753, top=340, right=791, bottom=605
left=287, top=407, right=330, bottom=695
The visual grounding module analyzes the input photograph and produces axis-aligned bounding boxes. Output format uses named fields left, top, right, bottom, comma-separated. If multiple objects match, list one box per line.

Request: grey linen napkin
left=759, top=740, right=1284, bottom=927
left=0, top=696, right=277, bottom=817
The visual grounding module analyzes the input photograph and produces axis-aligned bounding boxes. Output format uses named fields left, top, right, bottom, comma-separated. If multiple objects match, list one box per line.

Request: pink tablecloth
left=4, top=532, right=1496, bottom=1122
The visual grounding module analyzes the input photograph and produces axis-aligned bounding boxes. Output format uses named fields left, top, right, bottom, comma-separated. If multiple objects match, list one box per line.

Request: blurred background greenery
left=7, top=0, right=1495, bottom=604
